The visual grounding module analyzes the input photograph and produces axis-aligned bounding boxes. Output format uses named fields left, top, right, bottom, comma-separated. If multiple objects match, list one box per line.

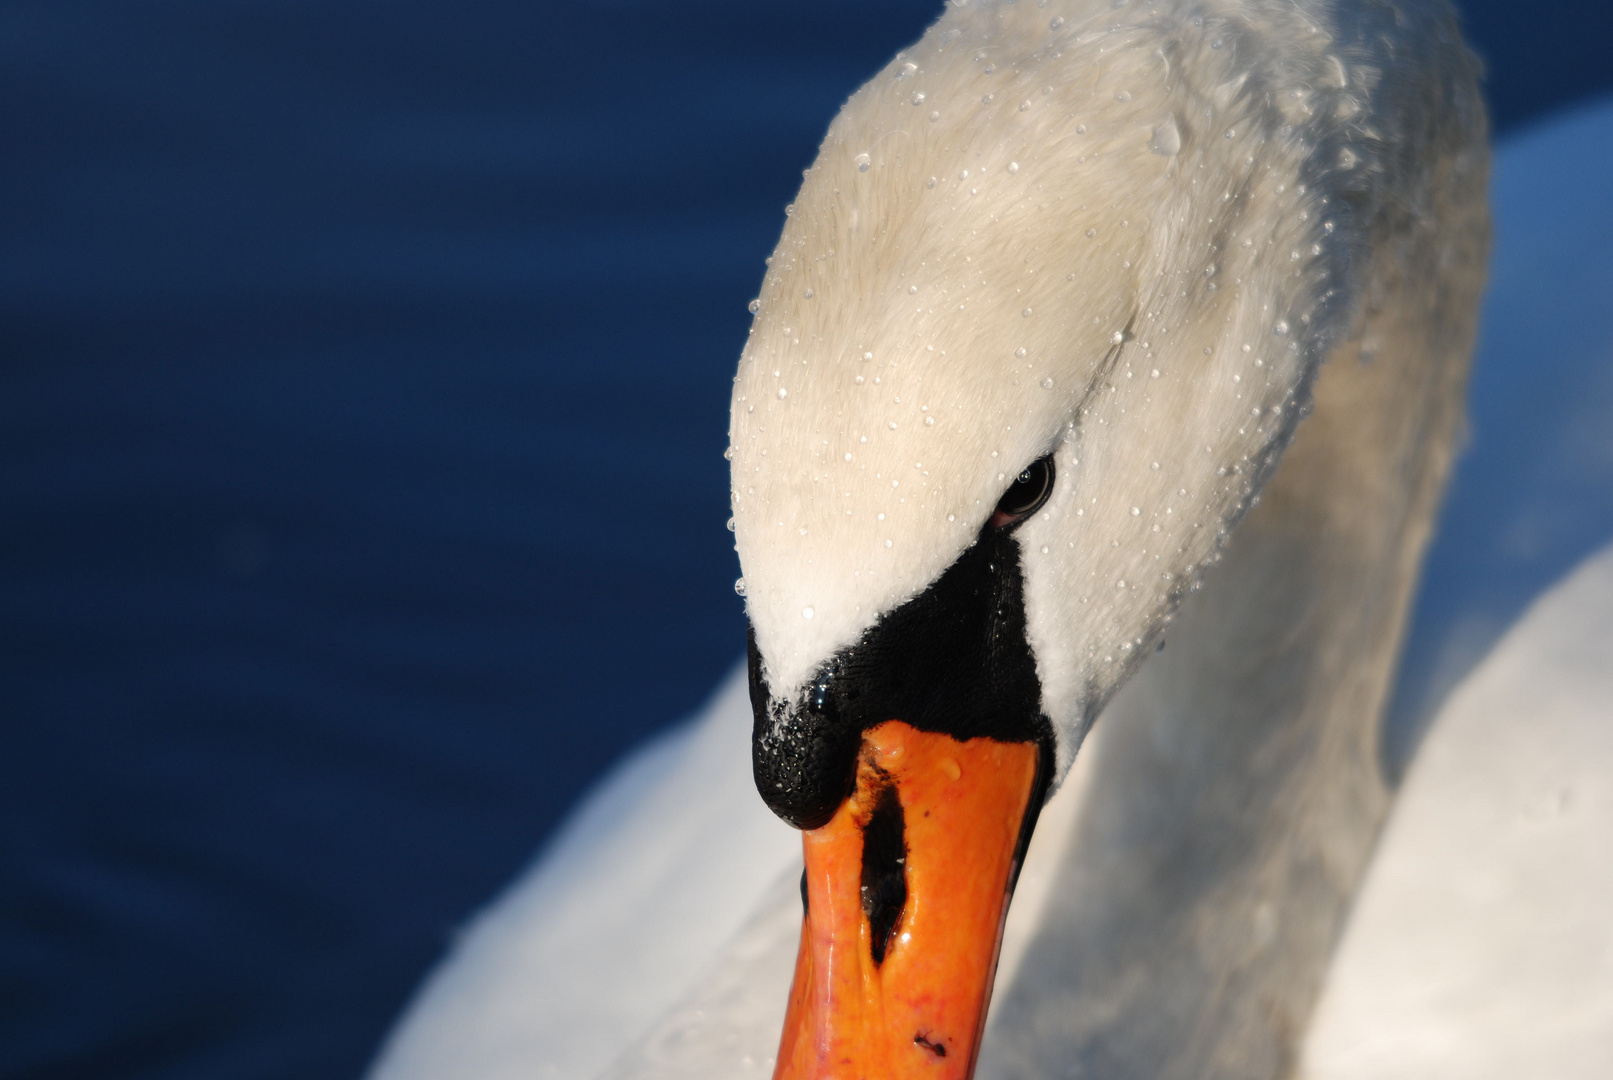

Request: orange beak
left=772, top=720, right=1044, bottom=1080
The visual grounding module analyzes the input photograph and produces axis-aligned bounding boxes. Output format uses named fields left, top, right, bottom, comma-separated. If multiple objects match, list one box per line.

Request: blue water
left=2, top=2, right=1610, bottom=1077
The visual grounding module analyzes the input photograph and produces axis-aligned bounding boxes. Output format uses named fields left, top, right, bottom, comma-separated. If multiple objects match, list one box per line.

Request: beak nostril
left=859, top=783, right=908, bottom=965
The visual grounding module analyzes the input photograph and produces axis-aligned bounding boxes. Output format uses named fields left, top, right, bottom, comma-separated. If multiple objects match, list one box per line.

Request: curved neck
left=978, top=168, right=1489, bottom=1078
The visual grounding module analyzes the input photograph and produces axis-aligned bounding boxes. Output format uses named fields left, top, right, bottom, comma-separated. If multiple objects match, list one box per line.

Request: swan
left=368, top=3, right=1613, bottom=1078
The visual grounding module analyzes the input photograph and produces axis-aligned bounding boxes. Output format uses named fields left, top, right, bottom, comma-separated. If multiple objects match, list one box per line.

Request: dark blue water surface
left=2, top=2, right=1610, bottom=1077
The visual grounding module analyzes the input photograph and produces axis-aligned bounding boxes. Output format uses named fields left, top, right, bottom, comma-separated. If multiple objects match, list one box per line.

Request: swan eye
left=989, top=455, right=1055, bottom=529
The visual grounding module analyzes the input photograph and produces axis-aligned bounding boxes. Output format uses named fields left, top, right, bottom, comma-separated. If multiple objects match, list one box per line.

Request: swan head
left=729, top=0, right=1393, bottom=1073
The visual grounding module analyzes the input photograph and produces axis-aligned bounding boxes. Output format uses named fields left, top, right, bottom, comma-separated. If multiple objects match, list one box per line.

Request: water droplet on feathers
left=1150, top=117, right=1181, bottom=155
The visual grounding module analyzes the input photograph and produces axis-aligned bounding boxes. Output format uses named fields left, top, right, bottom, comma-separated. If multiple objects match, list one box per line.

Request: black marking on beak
left=859, top=779, right=907, bottom=965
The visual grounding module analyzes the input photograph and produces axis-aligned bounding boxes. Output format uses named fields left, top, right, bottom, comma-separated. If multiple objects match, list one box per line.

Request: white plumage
left=730, top=0, right=1485, bottom=785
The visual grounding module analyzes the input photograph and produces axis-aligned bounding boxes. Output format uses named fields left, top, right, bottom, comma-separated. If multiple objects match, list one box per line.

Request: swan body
left=369, top=3, right=1613, bottom=1078
left=1303, top=541, right=1613, bottom=1079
